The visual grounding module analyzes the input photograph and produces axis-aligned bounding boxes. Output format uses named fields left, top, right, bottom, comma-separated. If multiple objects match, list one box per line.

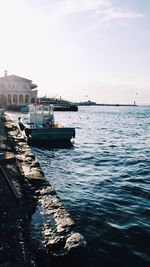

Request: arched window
left=19, top=95, right=23, bottom=104
left=0, top=94, right=7, bottom=107
left=25, top=95, right=29, bottom=104
left=8, top=94, right=11, bottom=104
left=13, top=94, right=18, bottom=104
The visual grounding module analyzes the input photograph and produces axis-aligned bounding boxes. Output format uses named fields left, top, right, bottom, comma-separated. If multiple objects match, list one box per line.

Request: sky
left=0, top=0, right=150, bottom=104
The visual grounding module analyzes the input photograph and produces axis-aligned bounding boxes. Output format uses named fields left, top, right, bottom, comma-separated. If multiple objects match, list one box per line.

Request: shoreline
left=0, top=110, right=87, bottom=267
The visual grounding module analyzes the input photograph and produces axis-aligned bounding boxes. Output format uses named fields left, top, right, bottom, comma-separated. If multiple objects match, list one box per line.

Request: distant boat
left=22, top=104, right=75, bottom=146
left=39, top=97, right=78, bottom=111
left=53, top=105, right=78, bottom=111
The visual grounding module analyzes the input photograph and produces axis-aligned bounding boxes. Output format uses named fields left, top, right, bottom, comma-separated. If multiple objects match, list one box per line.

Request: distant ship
left=38, top=97, right=78, bottom=111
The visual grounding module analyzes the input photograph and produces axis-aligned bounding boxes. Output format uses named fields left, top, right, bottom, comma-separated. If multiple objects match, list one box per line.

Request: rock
left=24, top=152, right=35, bottom=160
left=65, top=233, right=87, bottom=251
left=30, top=162, right=41, bottom=168
left=47, top=236, right=65, bottom=250
left=43, top=228, right=53, bottom=236
left=4, top=122, right=13, bottom=130
left=54, top=208, right=75, bottom=232
left=25, top=169, right=45, bottom=180
left=15, top=154, right=25, bottom=161
left=0, top=152, right=15, bottom=163
left=0, top=143, right=12, bottom=151
left=39, top=187, right=55, bottom=196
left=24, top=157, right=33, bottom=162
left=8, top=130, right=19, bottom=137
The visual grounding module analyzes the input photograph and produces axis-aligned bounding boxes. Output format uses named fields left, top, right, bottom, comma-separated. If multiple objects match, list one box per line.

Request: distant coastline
left=95, top=103, right=137, bottom=107
left=73, top=100, right=137, bottom=107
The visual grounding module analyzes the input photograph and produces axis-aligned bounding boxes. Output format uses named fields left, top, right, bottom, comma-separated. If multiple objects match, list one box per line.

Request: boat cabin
left=28, top=104, right=54, bottom=128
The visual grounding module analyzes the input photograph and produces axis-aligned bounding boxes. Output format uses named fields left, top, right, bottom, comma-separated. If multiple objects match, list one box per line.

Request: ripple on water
left=27, top=106, right=150, bottom=267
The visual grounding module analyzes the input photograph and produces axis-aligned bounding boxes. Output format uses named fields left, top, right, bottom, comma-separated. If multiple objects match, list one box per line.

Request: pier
left=0, top=109, right=87, bottom=267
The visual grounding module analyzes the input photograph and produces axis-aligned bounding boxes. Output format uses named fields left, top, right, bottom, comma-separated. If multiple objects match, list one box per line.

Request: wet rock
left=15, top=154, right=26, bottom=161
left=54, top=208, right=75, bottom=233
left=30, top=162, right=41, bottom=168
left=14, top=136, right=27, bottom=142
left=0, top=152, right=15, bottom=163
left=4, top=122, right=13, bottom=130
left=24, top=157, right=33, bottom=163
left=24, top=152, right=35, bottom=160
left=38, top=196, right=63, bottom=210
left=43, top=228, right=53, bottom=237
left=39, top=187, right=55, bottom=196
left=65, top=233, right=87, bottom=252
left=8, top=130, right=19, bottom=137
left=0, top=143, right=12, bottom=151
left=25, top=169, right=45, bottom=180
left=16, top=144, right=30, bottom=152
left=21, top=162, right=45, bottom=180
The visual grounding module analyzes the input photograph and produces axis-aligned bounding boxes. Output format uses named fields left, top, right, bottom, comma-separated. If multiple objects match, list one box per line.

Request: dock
left=0, top=109, right=87, bottom=267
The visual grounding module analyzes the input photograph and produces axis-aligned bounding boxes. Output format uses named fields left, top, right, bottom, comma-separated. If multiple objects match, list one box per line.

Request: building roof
left=0, top=74, right=37, bottom=89
left=0, top=74, right=32, bottom=82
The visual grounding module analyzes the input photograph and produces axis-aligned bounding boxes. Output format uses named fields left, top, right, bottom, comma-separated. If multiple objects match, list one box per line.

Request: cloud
left=58, top=0, right=110, bottom=15
left=54, top=0, right=144, bottom=22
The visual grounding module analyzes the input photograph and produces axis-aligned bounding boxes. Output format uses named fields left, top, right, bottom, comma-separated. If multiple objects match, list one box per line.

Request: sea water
left=9, top=106, right=150, bottom=267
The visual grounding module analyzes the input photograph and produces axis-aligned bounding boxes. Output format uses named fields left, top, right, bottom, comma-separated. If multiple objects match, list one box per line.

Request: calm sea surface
left=9, top=106, right=150, bottom=267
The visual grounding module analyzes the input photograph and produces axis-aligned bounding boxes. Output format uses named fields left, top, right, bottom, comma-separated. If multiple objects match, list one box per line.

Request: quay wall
left=0, top=110, right=88, bottom=267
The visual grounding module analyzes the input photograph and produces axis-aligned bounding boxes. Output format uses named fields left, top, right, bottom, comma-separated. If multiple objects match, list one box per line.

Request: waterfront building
left=0, top=71, right=37, bottom=110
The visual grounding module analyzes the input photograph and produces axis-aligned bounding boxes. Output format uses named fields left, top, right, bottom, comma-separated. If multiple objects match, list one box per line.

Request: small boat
left=23, top=104, right=75, bottom=146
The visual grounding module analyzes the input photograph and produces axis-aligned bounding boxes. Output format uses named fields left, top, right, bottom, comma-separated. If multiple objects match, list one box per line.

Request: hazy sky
left=0, top=0, right=150, bottom=104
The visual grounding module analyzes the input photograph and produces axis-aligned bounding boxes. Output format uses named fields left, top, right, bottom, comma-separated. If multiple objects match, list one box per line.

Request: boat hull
left=28, top=127, right=75, bottom=145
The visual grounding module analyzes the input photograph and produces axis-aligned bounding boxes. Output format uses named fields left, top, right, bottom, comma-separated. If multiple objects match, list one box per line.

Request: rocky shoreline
left=0, top=110, right=88, bottom=267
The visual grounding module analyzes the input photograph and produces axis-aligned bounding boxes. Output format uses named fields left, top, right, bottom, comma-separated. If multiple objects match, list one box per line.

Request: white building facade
left=0, top=72, right=37, bottom=109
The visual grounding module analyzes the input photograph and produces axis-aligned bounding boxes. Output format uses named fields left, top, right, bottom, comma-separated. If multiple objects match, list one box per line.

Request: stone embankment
left=0, top=110, right=88, bottom=267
